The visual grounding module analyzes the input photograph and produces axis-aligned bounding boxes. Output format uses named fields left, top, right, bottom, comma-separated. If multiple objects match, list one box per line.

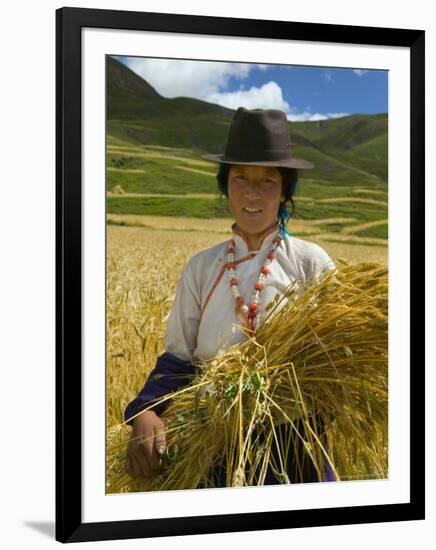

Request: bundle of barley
left=111, top=184, right=125, bottom=194
left=107, top=261, right=388, bottom=492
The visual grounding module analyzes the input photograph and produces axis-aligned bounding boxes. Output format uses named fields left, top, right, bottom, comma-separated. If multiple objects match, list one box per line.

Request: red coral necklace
left=227, top=228, right=283, bottom=332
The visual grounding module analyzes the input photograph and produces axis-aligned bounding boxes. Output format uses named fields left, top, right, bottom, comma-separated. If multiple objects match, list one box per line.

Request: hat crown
left=225, top=108, right=290, bottom=159
left=201, top=106, right=314, bottom=169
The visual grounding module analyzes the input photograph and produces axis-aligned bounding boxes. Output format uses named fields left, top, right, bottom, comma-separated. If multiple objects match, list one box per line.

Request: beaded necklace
left=227, top=227, right=283, bottom=333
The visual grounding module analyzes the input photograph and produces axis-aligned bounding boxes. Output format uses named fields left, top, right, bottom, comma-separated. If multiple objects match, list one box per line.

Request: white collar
left=231, top=222, right=281, bottom=255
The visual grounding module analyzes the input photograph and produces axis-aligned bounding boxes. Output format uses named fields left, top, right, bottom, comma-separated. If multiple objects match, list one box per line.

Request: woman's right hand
left=124, top=410, right=167, bottom=478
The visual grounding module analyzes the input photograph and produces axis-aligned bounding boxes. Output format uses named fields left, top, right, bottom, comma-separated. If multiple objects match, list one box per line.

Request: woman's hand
left=124, top=410, right=167, bottom=478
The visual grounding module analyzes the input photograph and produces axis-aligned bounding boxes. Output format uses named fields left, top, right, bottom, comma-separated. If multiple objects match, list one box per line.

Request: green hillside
left=105, top=56, right=388, bottom=239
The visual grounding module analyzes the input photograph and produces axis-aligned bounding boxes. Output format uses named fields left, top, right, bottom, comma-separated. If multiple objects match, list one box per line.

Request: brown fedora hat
left=202, top=107, right=314, bottom=169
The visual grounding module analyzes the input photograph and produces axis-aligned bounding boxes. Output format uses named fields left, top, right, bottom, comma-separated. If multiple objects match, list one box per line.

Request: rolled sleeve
left=124, top=352, right=199, bottom=425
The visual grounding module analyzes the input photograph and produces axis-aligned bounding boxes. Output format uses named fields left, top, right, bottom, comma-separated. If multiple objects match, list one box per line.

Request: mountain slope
left=106, top=56, right=388, bottom=184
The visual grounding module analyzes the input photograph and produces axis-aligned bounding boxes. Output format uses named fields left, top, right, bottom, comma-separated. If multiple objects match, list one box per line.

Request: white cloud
left=205, top=81, right=290, bottom=112
left=287, top=111, right=349, bottom=122
left=353, top=69, right=368, bottom=77
left=118, top=57, right=348, bottom=123
left=121, top=57, right=257, bottom=99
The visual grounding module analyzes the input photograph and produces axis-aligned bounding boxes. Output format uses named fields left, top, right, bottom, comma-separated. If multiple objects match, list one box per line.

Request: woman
left=124, top=107, right=335, bottom=483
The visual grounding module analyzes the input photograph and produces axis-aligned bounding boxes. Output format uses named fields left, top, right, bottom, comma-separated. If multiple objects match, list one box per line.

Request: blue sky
left=115, top=56, right=387, bottom=121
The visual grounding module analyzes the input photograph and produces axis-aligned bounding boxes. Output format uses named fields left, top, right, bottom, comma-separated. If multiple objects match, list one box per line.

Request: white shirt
left=164, top=223, right=335, bottom=363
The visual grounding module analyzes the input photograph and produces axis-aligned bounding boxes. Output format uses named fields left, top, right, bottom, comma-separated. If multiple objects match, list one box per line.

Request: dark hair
left=216, top=163, right=297, bottom=229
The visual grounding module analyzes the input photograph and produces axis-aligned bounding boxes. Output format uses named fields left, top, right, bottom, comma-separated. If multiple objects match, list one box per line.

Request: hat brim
left=202, top=153, right=314, bottom=170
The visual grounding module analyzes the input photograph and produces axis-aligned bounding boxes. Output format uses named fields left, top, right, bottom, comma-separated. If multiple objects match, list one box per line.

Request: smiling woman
left=216, top=163, right=298, bottom=249
left=124, top=107, right=336, bottom=484
left=227, top=164, right=283, bottom=251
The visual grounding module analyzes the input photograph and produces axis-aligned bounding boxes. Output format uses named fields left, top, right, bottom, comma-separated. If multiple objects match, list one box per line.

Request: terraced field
left=106, top=142, right=388, bottom=245
left=106, top=215, right=387, bottom=265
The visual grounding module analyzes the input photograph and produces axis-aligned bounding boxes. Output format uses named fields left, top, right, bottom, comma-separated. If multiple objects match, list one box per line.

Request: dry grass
left=107, top=193, right=221, bottom=200
left=107, top=260, right=388, bottom=492
left=107, top=167, right=149, bottom=174
left=106, top=226, right=388, bottom=493
left=308, top=217, right=358, bottom=226
left=318, top=197, right=388, bottom=207
left=106, top=227, right=223, bottom=425
left=176, top=166, right=217, bottom=177
left=111, top=184, right=125, bottom=194
left=341, top=219, right=388, bottom=235
left=107, top=146, right=213, bottom=168
left=107, top=216, right=388, bottom=264
left=350, top=188, right=388, bottom=197
left=107, top=214, right=233, bottom=233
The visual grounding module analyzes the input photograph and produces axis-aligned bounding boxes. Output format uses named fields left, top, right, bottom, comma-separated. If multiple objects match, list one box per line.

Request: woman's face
left=227, top=164, right=283, bottom=248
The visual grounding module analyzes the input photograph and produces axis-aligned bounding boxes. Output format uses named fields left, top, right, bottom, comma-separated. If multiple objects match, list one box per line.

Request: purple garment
left=124, top=351, right=336, bottom=483
left=124, top=352, right=199, bottom=425
left=323, top=458, right=336, bottom=482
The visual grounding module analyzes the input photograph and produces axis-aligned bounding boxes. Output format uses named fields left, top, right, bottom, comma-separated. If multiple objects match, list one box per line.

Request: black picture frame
left=56, top=6, right=425, bottom=543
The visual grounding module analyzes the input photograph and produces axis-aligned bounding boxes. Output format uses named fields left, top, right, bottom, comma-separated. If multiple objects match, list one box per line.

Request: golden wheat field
left=106, top=220, right=388, bottom=492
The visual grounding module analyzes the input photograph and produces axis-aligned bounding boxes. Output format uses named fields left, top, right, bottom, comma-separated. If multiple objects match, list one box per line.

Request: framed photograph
left=56, top=7, right=425, bottom=543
